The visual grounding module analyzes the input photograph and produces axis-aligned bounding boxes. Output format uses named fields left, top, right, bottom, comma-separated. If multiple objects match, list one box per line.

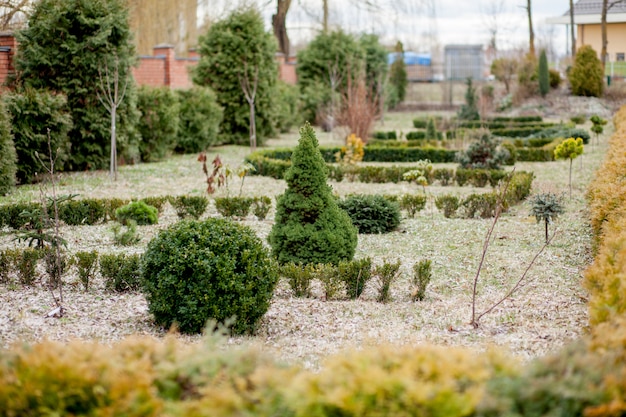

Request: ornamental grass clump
left=269, top=123, right=357, bottom=265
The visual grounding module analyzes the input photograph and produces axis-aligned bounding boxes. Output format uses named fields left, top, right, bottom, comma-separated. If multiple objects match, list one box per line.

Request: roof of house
left=548, top=0, right=626, bottom=24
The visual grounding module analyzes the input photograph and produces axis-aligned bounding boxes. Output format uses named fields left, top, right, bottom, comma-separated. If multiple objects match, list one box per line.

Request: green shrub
left=73, top=250, right=98, bottom=291
left=569, top=45, right=604, bottom=97
left=462, top=193, right=498, bottom=218
left=528, top=126, right=590, bottom=144
left=58, top=199, right=106, bottom=225
left=137, top=85, right=180, bottom=162
left=315, top=263, right=345, bottom=300
left=115, top=201, right=158, bottom=225
left=141, top=218, right=278, bottom=334
left=372, top=131, right=397, bottom=140
left=399, top=194, right=427, bottom=218
left=269, top=123, right=357, bottom=265
left=492, top=116, right=543, bottom=123
left=456, top=131, right=508, bottom=170
left=549, top=68, right=562, bottom=89
left=175, top=86, right=223, bottom=153
left=433, top=168, right=454, bottom=185
left=280, top=262, right=313, bottom=297
left=373, top=259, right=401, bottom=303
left=170, top=195, right=208, bottom=220
left=214, top=196, right=253, bottom=218
left=435, top=194, right=460, bottom=218
left=469, top=169, right=490, bottom=187
left=275, top=81, right=300, bottom=134
left=457, top=77, right=480, bottom=121
left=338, top=194, right=401, bottom=234
left=139, top=196, right=169, bottom=212
left=0, top=100, right=16, bottom=195
left=455, top=168, right=472, bottom=186
left=504, top=171, right=535, bottom=205
left=42, top=246, right=67, bottom=289
left=251, top=196, right=272, bottom=220
left=411, top=259, right=432, bottom=301
left=17, top=248, right=40, bottom=285
left=99, top=253, right=141, bottom=292
left=0, top=202, right=41, bottom=230
left=3, top=89, right=72, bottom=184
left=111, top=220, right=141, bottom=246
left=501, top=142, right=517, bottom=165
left=538, top=49, right=549, bottom=97
left=0, top=249, right=19, bottom=283
left=104, top=198, right=129, bottom=221
left=515, top=148, right=554, bottom=162
left=389, top=41, right=408, bottom=104
left=337, top=257, right=372, bottom=299
left=405, top=130, right=426, bottom=140
left=570, top=114, right=586, bottom=124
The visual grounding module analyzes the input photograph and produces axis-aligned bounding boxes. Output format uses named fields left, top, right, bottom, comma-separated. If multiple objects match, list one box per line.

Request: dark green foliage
left=374, top=259, right=401, bottom=303
left=457, top=78, right=480, bottom=121
left=501, top=142, right=517, bottom=165
left=338, top=194, right=401, bottom=234
left=58, top=199, right=106, bottom=226
left=389, top=41, right=408, bottom=105
left=269, top=123, right=357, bottom=265
left=0, top=202, right=41, bottom=229
left=73, top=250, right=98, bottom=291
left=104, top=198, right=129, bottom=221
left=490, top=126, right=551, bottom=138
left=425, top=118, right=439, bottom=140
left=0, top=100, right=16, bottom=195
left=14, top=0, right=140, bottom=170
left=405, top=131, right=427, bottom=140
left=137, top=86, right=180, bottom=162
left=193, top=8, right=277, bottom=145
left=570, top=115, right=586, bottom=125
left=492, top=116, right=543, bottom=123
left=433, top=168, right=454, bottom=185
left=280, top=262, right=313, bottom=298
left=251, top=196, right=272, bottom=220
left=141, top=218, right=278, bottom=334
left=214, top=197, right=253, bottom=218
left=0, top=249, right=19, bottom=283
left=399, top=194, right=427, bottom=218
left=42, top=246, right=67, bottom=288
left=274, top=81, right=300, bottom=134
left=139, top=196, right=168, bottom=212
left=17, top=248, right=40, bottom=285
left=372, top=131, right=397, bottom=140
left=175, top=87, right=223, bottom=153
left=296, top=30, right=364, bottom=122
left=505, top=171, right=535, bottom=205
left=530, top=193, right=564, bottom=243
left=435, top=194, right=460, bottom=218
left=469, top=169, right=490, bottom=187
left=338, top=257, right=372, bottom=299
left=115, top=201, right=158, bottom=226
left=411, top=259, right=432, bottom=301
left=488, top=170, right=508, bottom=188
left=170, top=195, right=208, bottom=220
left=360, top=33, right=388, bottom=101
left=569, top=45, right=604, bottom=97
left=2, top=89, right=72, bottom=184
left=549, top=68, right=562, bottom=89
left=99, top=253, right=141, bottom=292
left=456, top=132, right=508, bottom=170
left=538, top=49, right=549, bottom=97
left=528, top=126, right=590, bottom=144
left=462, top=193, right=499, bottom=219
left=514, top=148, right=555, bottom=162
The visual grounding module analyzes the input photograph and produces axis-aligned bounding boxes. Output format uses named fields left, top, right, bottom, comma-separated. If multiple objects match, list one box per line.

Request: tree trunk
left=249, top=103, right=257, bottom=151
left=544, top=219, right=549, bottom=244
left=111, top=106, right=117, bottom=181
left=323, top=0, right=329, bottom=33
left=569, top=158, right=573, bottom=199
left=602, top=0, right=608, bottom=69
left=527, top=0, right=535, bottom=56
left=569, top=0, right=576, bottom=57
left=272, top=0, right=292, bottom=55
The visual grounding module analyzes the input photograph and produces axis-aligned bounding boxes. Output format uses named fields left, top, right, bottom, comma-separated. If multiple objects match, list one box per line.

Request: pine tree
left=425, top=117, right=439, bottom=140
left=457, top=77, right=480, bottom=121
left=0, top=100, right=16, bottom=195
left=538, top=49, right=549, bottom=97
left=269, top=122, right=357, bottom=265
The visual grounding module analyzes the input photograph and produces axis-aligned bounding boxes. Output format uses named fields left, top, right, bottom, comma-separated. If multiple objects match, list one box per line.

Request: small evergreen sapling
left=269, top=122, right=357, bottom=265
left=554, top=137, right=584, bottom=199
left=590, top=115, right=607, bottom=146
left=538, top=49, right=549, bottom=97
left=457, top=77, right=480, bottom=121
left=530, top=193, right=564, bottom=244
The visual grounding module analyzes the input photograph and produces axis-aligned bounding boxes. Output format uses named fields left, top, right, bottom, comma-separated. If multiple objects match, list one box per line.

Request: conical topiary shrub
left=269, top=122, right=357, bottom=265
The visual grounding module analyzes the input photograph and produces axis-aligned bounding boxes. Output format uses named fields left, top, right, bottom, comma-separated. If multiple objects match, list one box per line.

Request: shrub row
left=0, top=195, right=216, bottom=229
left=0, top=247, right=141, bottom=292
left=371, top=130, right=397, bottom=140
left=214, top=196, right=271, bottom=219
left=406, top=130, right=444, bottom=140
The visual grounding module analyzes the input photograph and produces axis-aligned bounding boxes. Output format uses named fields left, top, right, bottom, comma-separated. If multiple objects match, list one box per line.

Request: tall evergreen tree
left=0, top=100, right=16, bottom=195
left=458, top=78, right=480, bottom=121
left=14, top=0, right=140, bottom=171
left=193, top=7, right=278, bottom=146
left=389, top=41, right=408, bottom=104
left=269, top=123, right=357, bottom=265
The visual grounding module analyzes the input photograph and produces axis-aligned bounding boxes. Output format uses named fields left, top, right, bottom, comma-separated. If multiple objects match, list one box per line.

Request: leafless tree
left=239, top=61, right=260, bottom=150
left=481, top=0, right=507, bottom=53
left=0, top=0, right=31, bottom=30
left=601, top=0, right=626, bottom=68
left=524, top=0, right=535, bottom=56
left=569, top=0, right=576, bottom=57
left=97, top=54, right=129, bottom=181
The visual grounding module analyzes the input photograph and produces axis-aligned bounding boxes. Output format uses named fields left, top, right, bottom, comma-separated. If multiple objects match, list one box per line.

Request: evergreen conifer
left=538, top=49, right=550, bottom=97
left=0, top=100, right=16, bottom=195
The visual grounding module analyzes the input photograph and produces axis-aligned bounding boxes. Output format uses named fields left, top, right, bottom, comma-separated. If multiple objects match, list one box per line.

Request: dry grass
left=0, top=110, right=607, bottom=368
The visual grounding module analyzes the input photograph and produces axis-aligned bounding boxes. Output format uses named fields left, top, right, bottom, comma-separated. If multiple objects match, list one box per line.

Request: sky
left=202, top=1, right=572, bottom=58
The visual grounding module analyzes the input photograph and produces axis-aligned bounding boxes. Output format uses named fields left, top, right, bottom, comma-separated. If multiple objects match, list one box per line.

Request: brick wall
left=0, top=32, right=17, bottom=91
left=0, top=34, right=297, bottom=90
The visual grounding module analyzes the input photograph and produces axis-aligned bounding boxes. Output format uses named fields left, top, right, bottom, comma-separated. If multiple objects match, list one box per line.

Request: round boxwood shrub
left=115, top=201, right=158, bottom=225
left=338, top=194, right=401, bottom=234
left=141, top=218, right=278, bottom=334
